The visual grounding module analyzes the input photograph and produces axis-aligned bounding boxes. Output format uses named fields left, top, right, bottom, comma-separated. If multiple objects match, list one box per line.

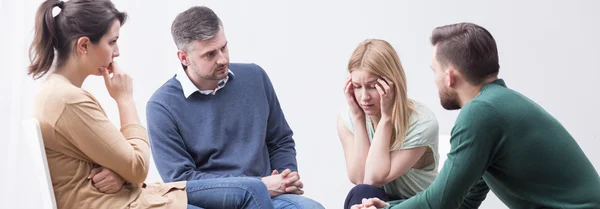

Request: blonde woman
left=338, top=39, right=440, bottom=209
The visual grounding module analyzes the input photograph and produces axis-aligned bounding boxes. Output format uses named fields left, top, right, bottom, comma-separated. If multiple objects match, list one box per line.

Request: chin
left=439, top=94, right=461, bottom=110
left=363, top=110, right=379, bottom=117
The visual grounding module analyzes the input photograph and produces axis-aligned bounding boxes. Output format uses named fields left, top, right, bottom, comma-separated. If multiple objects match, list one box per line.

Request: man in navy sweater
left=147, top=6, right=324, bottom=209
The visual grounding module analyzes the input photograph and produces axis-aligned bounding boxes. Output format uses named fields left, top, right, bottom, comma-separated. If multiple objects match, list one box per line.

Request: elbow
left=349, top=177, right=363, bottom=185
left=129, top=166, right=149, bottom=184
left=348, top=173, right=363, bottom=185
left=128, top=157, right=149, bottom=184
left=363, top=173, right=387, bottom=187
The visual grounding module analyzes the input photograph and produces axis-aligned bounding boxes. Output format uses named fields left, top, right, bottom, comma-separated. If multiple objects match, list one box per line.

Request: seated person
left=352, top=22, right=600, bottom=209
left=29, top=1, right=275, bottom=208
left=146, top=6, right=324, bottom=209
left=338, top=39, right=440, bottom=209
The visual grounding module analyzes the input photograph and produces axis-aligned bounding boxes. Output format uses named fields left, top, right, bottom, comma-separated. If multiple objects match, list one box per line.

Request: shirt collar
left=176, top=68, right=234, bottom=98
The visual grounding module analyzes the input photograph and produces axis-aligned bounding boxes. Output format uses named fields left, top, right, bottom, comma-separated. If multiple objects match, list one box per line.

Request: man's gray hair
left=171, top=6, right=223, bottom=52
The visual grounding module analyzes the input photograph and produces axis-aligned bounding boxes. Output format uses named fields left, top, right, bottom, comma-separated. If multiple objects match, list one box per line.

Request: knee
left=348, top=184, right=381, bottom=196
left=274, top=195, right=325, bottom=209
left=302, top=199, right=325, bottom=209
left=236, top=177, right=268, bottom=193
left=294, top=198, right=325, bottom=209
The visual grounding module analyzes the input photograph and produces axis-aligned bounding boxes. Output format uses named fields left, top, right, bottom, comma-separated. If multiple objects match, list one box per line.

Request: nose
left=216, top=50, right=228, bottom=65
left=113, top=48, right=120, bottom=58
left=360, top=88, right=370, bottom=103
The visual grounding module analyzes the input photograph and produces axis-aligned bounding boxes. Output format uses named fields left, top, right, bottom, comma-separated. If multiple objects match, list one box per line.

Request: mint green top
left=387, top=79, right=600, bottom=208
left=341, top=100, right=440, bottom=199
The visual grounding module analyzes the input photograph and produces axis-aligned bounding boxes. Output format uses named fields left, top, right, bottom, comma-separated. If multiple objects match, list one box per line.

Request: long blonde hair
left=348, top=39, right=413, bottom=150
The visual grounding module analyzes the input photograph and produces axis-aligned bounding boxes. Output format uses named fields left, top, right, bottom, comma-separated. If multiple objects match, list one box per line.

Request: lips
left=361, top=104, right=374, bottom=108
left=216, top=66, right=227, bottom=72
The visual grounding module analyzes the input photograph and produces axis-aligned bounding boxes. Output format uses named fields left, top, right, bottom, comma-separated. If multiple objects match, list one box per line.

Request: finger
left=378, top=78, right=390, bottom=91
left=280, top=169, right=292, bottom=177
left=284, top=185, right=298, bottom=193
left=288, top=171, right=300, bottom=179
left=360, top=198, right=371, bottom=207
left=362, top=198, right=375, bottom=207
left=369, top=198, right=389, bottom=208
left=293, top=179, right=303, bottom=189
left=271, top=170, right=279, bottom=175
left=384, top=77, right=393, bottom=87
left=351, top=204, right=363, bottom=209
left=103, top=184, right=120, bottom=194
left=286, top=171, right=299, bottom=178
left=88, top=167, right=103, bottom=179
left=101, top=68, right=111, bottom=87
left=94, top=179, right=110, bottom=190
left=284, top=186, right=304, bottom=195
left=345, top=80, right=354, bottom=94
left=94, top=173, right=113, bottom=188
left=98, top=184, right=113, bottom=193
left=291, top=188, right=304, bottom=195
left=92, top=169, right=109, bottom=184
left=109, top=61, right=120, bottom=74
left=283, top=175, right=299, bottom=186
left=375, top=83, right=385, bottom=96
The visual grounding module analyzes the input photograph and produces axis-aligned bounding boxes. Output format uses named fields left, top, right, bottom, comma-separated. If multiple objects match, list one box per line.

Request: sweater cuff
left=120, top=124, right=149, bottom=143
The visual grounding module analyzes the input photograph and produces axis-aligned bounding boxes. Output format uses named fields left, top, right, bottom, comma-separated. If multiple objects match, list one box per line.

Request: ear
left=446, top=67, right=456, bottom=87
left=76, top=37, right=91, bottom=55
left=177, top=50, right=190, bottom=67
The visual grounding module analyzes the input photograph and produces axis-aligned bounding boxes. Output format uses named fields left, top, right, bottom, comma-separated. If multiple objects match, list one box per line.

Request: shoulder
left=42, top=79, right=99, bottom=108
left=230, top=63, right=277, bottom=93
left=148, top=76, right=182, bottom=106
left=403, top=101, right=439, bottom=148
left=338, top=108, right=354, bottom=133
left=409, top=100, right=439, bottom=133
left=229, top=63, right=268, bottom=77
left=457, top=99, right=501, bottom=127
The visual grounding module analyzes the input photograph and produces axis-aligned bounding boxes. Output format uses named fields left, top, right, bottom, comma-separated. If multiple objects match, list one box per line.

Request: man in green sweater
left=352, top=22, right=600, bottom=209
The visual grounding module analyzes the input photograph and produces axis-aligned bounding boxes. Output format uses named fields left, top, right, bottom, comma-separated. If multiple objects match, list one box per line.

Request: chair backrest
left=22, top=118, right=57, bottom=209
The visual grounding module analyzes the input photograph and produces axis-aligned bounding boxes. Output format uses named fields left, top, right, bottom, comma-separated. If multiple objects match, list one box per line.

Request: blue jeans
left=186, top=177, right=274, bottom=209
left=184, top=177, right=324, bottom=209
left=272, top=194, right=325, bottom=209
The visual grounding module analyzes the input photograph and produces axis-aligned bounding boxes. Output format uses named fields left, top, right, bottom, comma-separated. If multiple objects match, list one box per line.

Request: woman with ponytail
left=337, top=39, right=440, bottom=209
left=29, top=1, right=274, bottom=208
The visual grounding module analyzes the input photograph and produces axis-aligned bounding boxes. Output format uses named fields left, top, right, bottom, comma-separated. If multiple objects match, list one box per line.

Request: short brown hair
left=431, top=22, right=499, bottom=85
left=171, top=6, right=222, bottom=52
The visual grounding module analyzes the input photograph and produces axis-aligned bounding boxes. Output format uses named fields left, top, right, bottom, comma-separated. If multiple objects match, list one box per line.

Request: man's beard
left=439, top=87, right=461, bottom=110
left=196, top=64, right=228, bottom=81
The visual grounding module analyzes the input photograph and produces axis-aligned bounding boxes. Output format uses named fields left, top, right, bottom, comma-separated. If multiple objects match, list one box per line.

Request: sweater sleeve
left=385, top=101, right=502, bottom=209
left=55, top=100, right=150, bottom=184
left=256, top=64, right=298, bottom=173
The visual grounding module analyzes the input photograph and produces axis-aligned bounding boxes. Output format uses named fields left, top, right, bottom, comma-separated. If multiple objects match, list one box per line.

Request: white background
left=1, top=0, right=599, bottom=208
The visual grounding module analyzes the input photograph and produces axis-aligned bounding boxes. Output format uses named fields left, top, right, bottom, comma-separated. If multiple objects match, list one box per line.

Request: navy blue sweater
left=147, top=63, right=297, bottom=182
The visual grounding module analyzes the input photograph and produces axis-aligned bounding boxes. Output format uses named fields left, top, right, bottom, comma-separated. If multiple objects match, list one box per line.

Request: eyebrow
left=352, top=79, right=379, bottom=85
left=201, top=42, right=228, bottom=57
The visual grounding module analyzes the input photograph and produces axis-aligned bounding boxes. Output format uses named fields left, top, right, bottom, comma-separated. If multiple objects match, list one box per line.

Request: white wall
left=1, top=0, right=599, bottom=208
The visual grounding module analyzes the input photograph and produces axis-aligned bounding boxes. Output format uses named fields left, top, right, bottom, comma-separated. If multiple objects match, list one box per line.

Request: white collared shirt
left=176, top=68, right=234, bottom=97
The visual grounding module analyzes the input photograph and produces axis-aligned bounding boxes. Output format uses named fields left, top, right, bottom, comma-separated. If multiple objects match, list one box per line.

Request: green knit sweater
left=386, top=79, right=600, bottom=209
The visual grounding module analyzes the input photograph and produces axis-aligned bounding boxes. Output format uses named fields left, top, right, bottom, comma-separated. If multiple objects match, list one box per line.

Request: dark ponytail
left=28, top=0, right=62, bottom=79
left=28, top=0, right=127, bottom=80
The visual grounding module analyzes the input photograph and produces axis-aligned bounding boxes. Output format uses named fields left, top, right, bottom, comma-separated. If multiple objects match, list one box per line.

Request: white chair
left=22, top=118, right=57, bottom=209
